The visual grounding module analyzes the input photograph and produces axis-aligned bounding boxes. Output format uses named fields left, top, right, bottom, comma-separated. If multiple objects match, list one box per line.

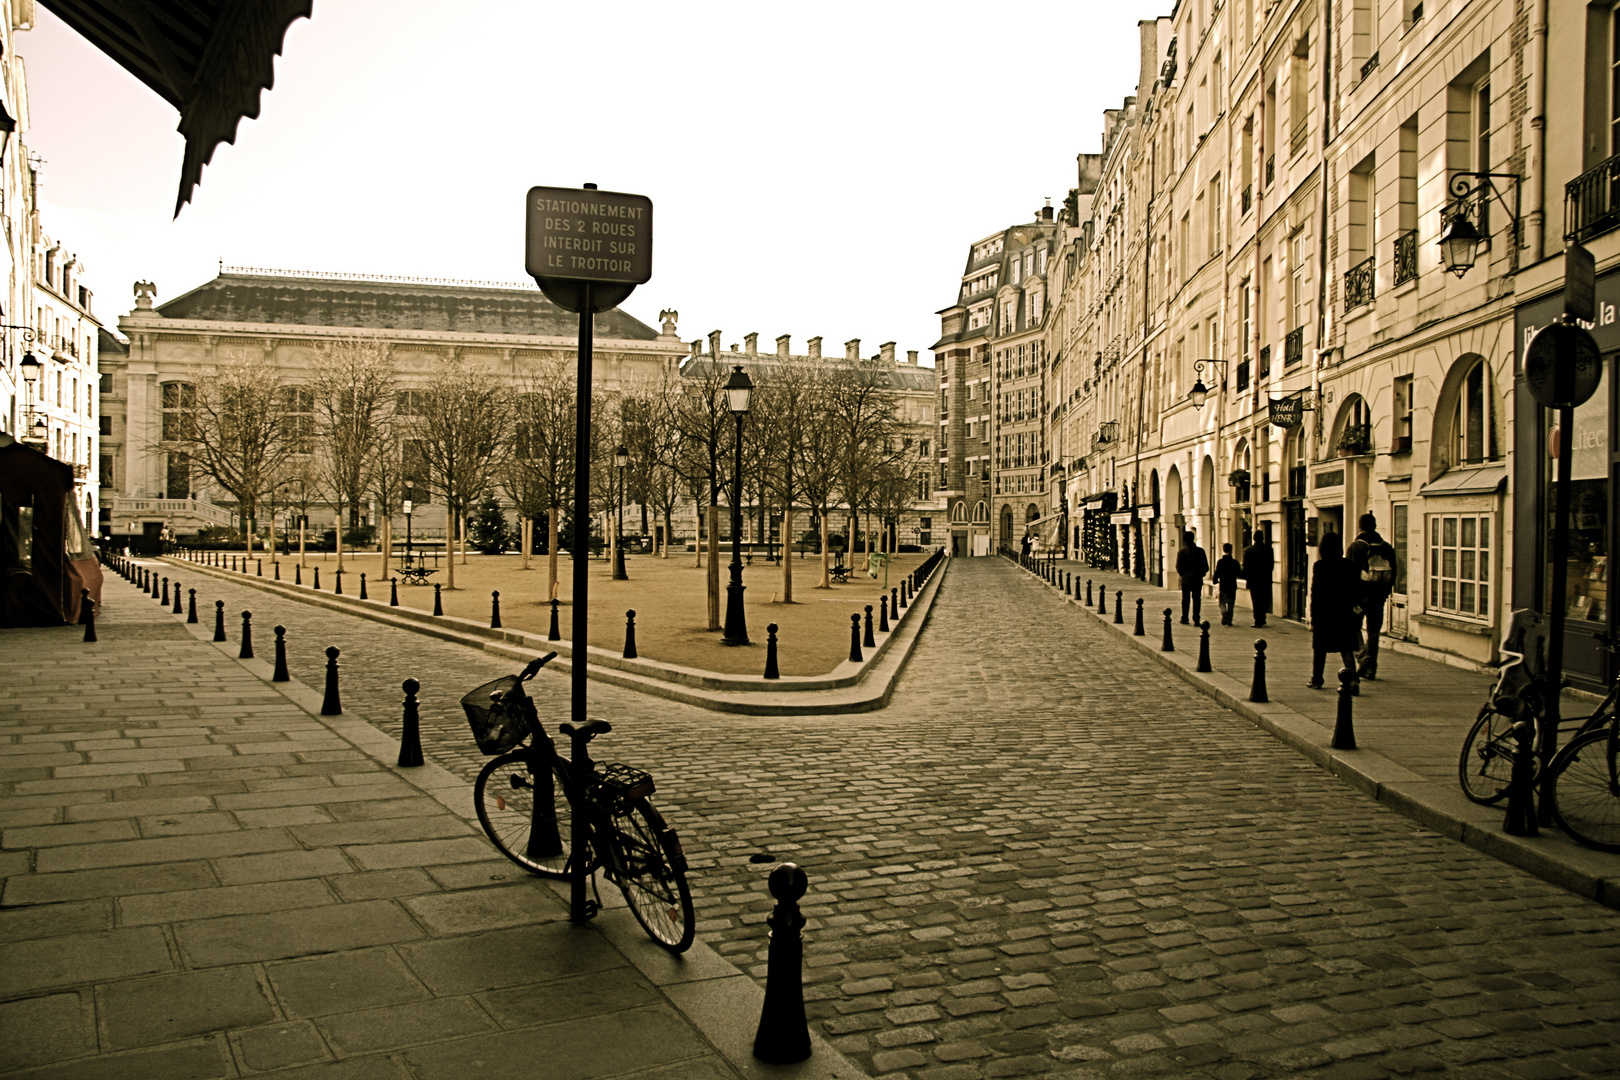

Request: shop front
left=1515, top=280, right=1618, bottom=690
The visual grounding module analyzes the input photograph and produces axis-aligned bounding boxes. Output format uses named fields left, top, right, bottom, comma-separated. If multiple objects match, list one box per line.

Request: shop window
left=1428, top=512, right=1491, bottom=619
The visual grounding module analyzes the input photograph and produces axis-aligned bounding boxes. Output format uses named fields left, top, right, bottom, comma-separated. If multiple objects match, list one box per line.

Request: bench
left=829, top=561, right=851, bottom=584
left=398, top=565, right=438, bottom=585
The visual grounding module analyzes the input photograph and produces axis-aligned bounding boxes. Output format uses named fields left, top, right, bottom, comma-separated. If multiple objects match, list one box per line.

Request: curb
left=1010, top=557, right=1620, bottom=911
left=155, top=555, right=948, bottom=715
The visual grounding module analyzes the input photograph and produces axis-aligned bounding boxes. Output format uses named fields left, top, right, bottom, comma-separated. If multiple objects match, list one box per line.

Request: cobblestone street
left=168, top=557, right=1620, bottom=1079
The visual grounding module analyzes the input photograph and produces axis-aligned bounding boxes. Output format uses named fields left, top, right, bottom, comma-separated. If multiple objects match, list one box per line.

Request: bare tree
left=673, top=353, right=734, bottom=631
left=829, top=356, right=905, bottom=569
left=413, top=358, right=511, bottom=590
left=160, top=355, right=297, bottom=555
left=633, top=368, right=688, bottom=559
left=505, top=356, right=576, bottom=597
left=309, top=337, right=396, bottom=573
left=752, top=354, right=823, bottom=602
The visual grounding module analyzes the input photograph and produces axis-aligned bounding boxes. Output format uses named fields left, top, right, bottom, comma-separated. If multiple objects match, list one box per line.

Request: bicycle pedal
left=582, top=898, right=600, bottom=919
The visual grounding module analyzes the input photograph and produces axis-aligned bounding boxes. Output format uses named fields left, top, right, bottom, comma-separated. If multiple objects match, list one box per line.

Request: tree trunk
left=693, top=501, right=703, bottom=567
left=446, top=504, right=457, bottom=590
left=379, top=515, right=391, bottom=580
left=706, top=502, right=720, bottom=630
left=819, top=514, right=831, bottom=589
left=459, top=514, right=469, bottom=565
left=336, top=500, right=345, bottom=574
left=782, top=506, right=794, bottom=603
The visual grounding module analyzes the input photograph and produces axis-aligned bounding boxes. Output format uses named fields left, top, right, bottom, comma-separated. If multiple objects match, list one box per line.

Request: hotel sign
left=1269, top=395, right=1304, bottom=428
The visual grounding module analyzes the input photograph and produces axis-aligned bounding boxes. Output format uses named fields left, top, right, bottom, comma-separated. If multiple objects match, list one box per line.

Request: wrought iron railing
left=1265, top=154, right=1274, bottom=187
left=1564, top=151, right=1620, bottom=243
left=1393, top=230, right=1418, bottom=285
left=1258, top=345, right=1271, bottom=381
left=1360, top=51, right=1379, bottom=81
left=1345, top=256, right=1376, bottom=311
left=1284, top=327, right=1304, bottom=368
left=1241, top=185, right=1252, bottom=214
left=1236, top=358, right=1250, bottom=391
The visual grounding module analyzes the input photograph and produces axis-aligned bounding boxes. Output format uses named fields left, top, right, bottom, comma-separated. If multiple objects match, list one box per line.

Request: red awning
left=39, top=0, right=312, bottom=216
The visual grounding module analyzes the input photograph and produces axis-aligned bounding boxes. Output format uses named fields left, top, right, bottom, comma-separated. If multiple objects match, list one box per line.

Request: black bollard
left=433, top=582, right=443, bottom=616
left=320, top=646, right=342, bottom=715
left=313, top=567, right=320, bottom=591
left=1249, top=639, right=1269, bottom=703
left=213, top=600, right=226, bottom=642
left=849, top=613, right=863, bottom=663
left=1502, top=719, right=1539, bottom=836
left=491, top=590, right=502, bottom=629
left=1331, top=668, right=1358, bottom=750
left=864, top=605, right=876, bottom=647
left=239, top=611, right=254, bottom=660
left=187, top=588, right=198, bottom=624
left=295, top=564, right=302, bottom=586
left=1086, top=578, right=1094, bottom=605
left=360, top=573, right=368, bottom=601
left=1197, top=621, right=1212, bottom=673
left=1099, top=583, right=1108, bottom=615
left=81, top=589, right=97, bottom=643
left=752, top=863, right=812, bottom=1064
left=1162, top=608, right=1175, bottom=651
left=623, top=609, right=637, bottom=659
left=161, top=577, right=170, bottom=606
left=764, top=623, right=780, bottom=679
left=334, top=569, right=343, bottom=596
left=390, top=577, right=399, bottom=607
left=398, top=678, right=425, bottom=767
left=879, top=595, right=889, bottom=633
left=1114, top=590, right=1124, bottom=625
left=274, top=560, right=281, bottom=581
left=172, top=581, right=183, bottom=615
left=272, top=625, right=290, bottom=682
left=549, top=597, right=561, bottom=641
left=891, top=586, right=899, bottom=617
left=1134, top=597, right=1145, bottom=636
left=257, top=559, right=263, bottom=577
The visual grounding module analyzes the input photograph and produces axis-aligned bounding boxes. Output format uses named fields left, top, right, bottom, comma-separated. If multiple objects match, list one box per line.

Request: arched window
left=1432, top=354, right=1501, bottom=471
left=974, top=501, right=989, bottom=524
left=1331, top=394, right=1373, bottom=456
left=950, top=500, right=967, bottom=523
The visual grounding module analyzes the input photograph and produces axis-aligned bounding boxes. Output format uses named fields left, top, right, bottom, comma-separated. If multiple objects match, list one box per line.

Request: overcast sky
left=17, top=1, right=1169, bottom=362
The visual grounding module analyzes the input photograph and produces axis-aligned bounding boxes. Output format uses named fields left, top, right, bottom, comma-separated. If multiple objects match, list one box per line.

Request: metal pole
left=1540, top=402, right=1575, bottom=825
left=724, top=408, right=749, bottom=644
left=571, top=279, right=594, bottom=922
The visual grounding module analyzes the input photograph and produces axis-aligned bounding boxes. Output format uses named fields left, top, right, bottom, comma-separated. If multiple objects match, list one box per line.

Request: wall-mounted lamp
left=1439, top=171, right=1522, bottom=278
left=1187, top=359, right=1230, bottom=409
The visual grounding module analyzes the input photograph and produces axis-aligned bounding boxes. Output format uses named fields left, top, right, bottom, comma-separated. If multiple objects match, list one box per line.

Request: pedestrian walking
left=1175, top=530, right=1209, bottom=625
left=1020, top=534, right=1031, bottom=561
left=1308, top=531, right=1360, bottom=693
left=1346, top=512, right=1398, bottom=680
left=1212, top=543, right=1244, bottom=626
left=1242, top=532, right=1274, bottom=627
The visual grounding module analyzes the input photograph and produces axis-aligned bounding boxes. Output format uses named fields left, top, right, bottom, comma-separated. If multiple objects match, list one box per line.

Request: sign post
left=526, top=184, right=652, bottom=920
left=1522, top=318, right=1601, bottom=830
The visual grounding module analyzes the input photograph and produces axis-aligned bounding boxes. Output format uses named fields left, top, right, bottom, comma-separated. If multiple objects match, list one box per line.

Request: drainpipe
left=1525, top=0, right=1548, bottom=264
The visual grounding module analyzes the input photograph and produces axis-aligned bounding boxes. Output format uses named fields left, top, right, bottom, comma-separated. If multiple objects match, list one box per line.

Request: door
left=1388, top=502, right=1408, bottom=638
left=1285, top=501, right=1308, bottom=618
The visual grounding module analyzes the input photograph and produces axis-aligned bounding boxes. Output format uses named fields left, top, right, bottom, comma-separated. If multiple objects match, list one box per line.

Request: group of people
left=1173, top=513, right=1398, bottom=694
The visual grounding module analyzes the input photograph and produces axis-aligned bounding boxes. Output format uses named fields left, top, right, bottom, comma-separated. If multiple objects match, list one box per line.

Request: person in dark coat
left=1175, top=530, right=1209, bottom=625
left=1346, top=512, right=1397, bottom=679
left=1242, top=533, right=1274, bottom=627
left=1309, top=530, right=1361, bottom=693
left=1212, top=543, right=1244, bottom=626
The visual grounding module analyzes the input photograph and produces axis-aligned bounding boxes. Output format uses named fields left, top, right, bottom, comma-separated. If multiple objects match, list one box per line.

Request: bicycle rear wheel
left=474, top=750, right=573, bottom=879
left=609, top=800, right=694, bottom=952
left=1458, top=705, right=1524, bottom=805
left=1549, top=728, right=1620, bottom=853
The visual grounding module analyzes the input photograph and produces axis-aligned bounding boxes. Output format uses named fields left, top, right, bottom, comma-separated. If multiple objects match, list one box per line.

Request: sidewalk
left=0, top=573, right=865, bottom=1079
left=1021, top=556, right=1620, bottom=910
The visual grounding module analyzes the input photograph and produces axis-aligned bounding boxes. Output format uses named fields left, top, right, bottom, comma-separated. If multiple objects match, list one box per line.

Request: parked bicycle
left=461, top=653, right=695, bottom=951
left=1459, top=610, right=1620, bottom=852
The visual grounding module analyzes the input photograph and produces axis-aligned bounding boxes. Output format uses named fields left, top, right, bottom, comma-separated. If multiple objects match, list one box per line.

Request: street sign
left=1524, top=321, right=1602, bottom=409
left=526, top=185, right=652, bottom=313
left=1566, top=241, right=1596, bottom=324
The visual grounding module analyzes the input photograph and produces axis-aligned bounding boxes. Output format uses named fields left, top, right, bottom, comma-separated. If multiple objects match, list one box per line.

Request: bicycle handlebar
left=519, top=652, right=558, bottom=682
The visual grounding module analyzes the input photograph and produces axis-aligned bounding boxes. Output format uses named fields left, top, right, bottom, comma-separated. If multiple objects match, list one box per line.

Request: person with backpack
left=1347, top=512, right=1397, bottom=679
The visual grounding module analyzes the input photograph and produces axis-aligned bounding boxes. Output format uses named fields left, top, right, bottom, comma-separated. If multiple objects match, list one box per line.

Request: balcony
left=1360, top=51, right=1379, bottom=81
left=1258, top=345, right=1271, bottom=381
left=1241, top=184, right=1252, bottom=214
left=1284, top=326, right=1304, bottom=368
left=1344, top=255, right=1376, bottom=312
left=1393, top=229, right=1418, bottom=286
left=1265, top=154, right=1274, bottom=187
left=1564, top=151, right=1620, bottom=243
left=1236, top=358, right=1250, bottom=391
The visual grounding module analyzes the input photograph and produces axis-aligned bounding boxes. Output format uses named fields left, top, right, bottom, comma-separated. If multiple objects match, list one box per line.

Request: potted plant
left=1336, top=423, right=1373, bottom=456
left=1227, top=469, right=1250, bottom=488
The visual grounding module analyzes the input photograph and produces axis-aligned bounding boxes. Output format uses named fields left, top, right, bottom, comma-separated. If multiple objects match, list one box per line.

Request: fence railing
left=1284, top=326, right=1304, bottom=368
left=1393, top=229, right=1418, bottom=286
left=1564, top=151, right=1620, bottom=243
left=1345, top=256, right=1376, bottom=311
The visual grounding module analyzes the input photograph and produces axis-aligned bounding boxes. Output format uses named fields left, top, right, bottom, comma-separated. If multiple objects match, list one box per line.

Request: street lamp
left=402, top=485, right=415, bottom=569
left=18, top=348, right=43, bottom=446
left=723, top=365, right=752, bottom=646
left=1186, top=359, right=1228, bottom=409
left=1438, top=171, right=1522, bottom=278
left=1052, top=460, right=1067, bottom=559
left=612, top=444, right=629, bottom=580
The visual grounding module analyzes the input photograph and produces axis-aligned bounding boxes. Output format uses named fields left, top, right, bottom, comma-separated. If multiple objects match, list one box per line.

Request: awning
left=41, top=0, right=312, bottom=216
left=1417, top=464, right=1508, bottom=497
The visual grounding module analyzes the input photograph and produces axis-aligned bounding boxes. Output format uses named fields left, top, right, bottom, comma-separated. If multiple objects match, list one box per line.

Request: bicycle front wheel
left=610, top=800, right=694, bottom=952
left=474, top=750, right=573, bottom=879
left=1549, top=728, right=1620, bottom=853
left=1458, top=705, right=1524, bottom=805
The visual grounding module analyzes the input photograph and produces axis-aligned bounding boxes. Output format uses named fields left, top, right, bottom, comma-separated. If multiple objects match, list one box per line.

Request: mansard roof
left=681, top=354, right=935, bottom=393
left=154, top=271, right=661, bottom=340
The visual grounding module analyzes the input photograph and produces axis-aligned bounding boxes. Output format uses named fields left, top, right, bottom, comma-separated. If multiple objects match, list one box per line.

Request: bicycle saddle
left=558, top=717, right=612, bottom=741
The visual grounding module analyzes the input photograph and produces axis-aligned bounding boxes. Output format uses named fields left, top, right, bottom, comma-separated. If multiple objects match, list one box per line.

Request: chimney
left=708, top=330, right=722, bottom=356
left=907, top=350, right=918, bottom=366
left=1040, top=200, right=1054, bottom=222
left=808, top=336, right=822, bottom=359
left=689, top=340, right=702, bottom=359
left=744, top=332, right=758, bottom=355
left=880, top=341, right=896, bottom=364
left=776, top=334, right=791, bottom=358
left=845, top=338, right=861, bottom=361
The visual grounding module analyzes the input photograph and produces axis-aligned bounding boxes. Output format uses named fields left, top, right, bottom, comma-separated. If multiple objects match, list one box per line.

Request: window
left=403, top=440, right=432, bottom=502
left=1429, top=513, right=1490, bottom=619
left=1208, top=176, right=1222, bottom=253
left=1290, top=37, right=1310, bottom=155
left=1290, top=228, right=1311, bottom=337
left=1393, top=374, right=1414, bottom=452
left=160, top=382, right=195, bottom=443
left=282, top=386, right=315, bottom=454
left=165, top=453, right=190, bottom=499
left=99, top=415, right=112, bottom=436
left=1454, top=358, right=1497, bottom=464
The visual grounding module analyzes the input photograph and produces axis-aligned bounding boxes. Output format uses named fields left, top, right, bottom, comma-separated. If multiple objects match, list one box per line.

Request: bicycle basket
left=593, top=762, right=656, bottom=809
left=460, top=676, right=534, bottom=755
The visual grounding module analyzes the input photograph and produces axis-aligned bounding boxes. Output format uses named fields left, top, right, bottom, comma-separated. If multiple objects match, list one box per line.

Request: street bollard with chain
left=398, top=679, right=424, bottom=767
left=752, top=863, right=812, bottom=1064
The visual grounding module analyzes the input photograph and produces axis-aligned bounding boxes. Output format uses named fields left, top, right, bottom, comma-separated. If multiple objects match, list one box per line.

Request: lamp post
left=18, top=347, right=43, bottom=447
left=402, top=486, right=414, bottom=569
left=1438, top=171, right=1523, bottom=279
left=723, top=365, right=752, bottom=645
left=1052, top=460, right=1067, bottom=559
left=613, top=444, right=629, bottom=580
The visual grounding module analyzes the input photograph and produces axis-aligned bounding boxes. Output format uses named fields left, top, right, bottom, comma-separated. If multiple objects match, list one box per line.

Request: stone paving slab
left=0, top=569, right=863, bottom=1080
